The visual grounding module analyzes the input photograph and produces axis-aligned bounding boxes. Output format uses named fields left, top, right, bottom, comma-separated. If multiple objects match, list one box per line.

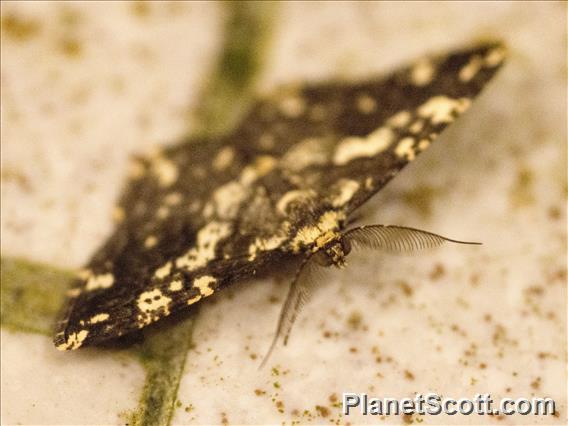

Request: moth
left=54, top=42, right=506, bottom=359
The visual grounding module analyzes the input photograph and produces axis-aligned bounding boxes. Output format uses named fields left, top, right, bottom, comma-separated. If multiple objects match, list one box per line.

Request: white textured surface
left=0, top=330, right=145, bottom=425
left=2, top=2, right=566, bottom=425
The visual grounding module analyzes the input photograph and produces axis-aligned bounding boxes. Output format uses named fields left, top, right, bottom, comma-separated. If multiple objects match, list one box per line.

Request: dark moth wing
left=54, top=42, right=506, bottom=350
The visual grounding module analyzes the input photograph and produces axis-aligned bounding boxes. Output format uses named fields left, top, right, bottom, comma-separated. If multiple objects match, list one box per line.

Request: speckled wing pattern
left=54, top=42, right=506, bottom=350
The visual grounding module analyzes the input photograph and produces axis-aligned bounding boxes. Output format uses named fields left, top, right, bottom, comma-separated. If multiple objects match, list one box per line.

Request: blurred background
left=1, top=2, right=566, bottom=425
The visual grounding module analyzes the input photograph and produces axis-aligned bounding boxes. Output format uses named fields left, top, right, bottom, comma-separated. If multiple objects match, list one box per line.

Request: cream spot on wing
left=137, top=289, right=172, bottom=326
left=187, top=294, right=202, bottom=305
left=66, top=288, right=81, bottom=298
left=157, top=206, right=170, bottom=219
left=291, top=211, right=345, bottom=252
left=409, top=120, right=425, bottom=134
left=169, top=279, right=183, bottom=292
left=212, top=181, right=248, bottom=220
left=89, top=313, right=110, bottom=324
left=128, top=159, right=146, bottom=180
left=418, top=96, right=471, bottom=125
left=365, top=177, right=374, bottom=190
left=175, top=221, right=232, bottom=271
left=56, top=329, right=89, bottom=351
left=213, top=146, right=235, bottom=171
left=279, top=94, right=306, bottom=118
left=395, top=137, right=416, bottom=161
left=194, top=275, right=216, bottom=297
left=356, top=94, right=377, bottom=114
left=164, top=192, right=182, bottom=206
left=418, top=139, right=431, bottom=151
left=411, top=58, right=435, bottom=86
left=309, top=103, right=327, bottom=121
left=112, top=206, right=125, bottom=223
left=331, top=179, right=360, bottom=207
left=154, top=261, right=172, bottom=279
left=85, top=273, right=114, bottom=291
left=144, top=235, right=158, bottom=248
left=240, top=155, right=277, bottom=185
left=248, top=223, right=291, bottom=260
left=151, top=157, right=178, bottom=188
left=387, top=110, right=411, bottom=128
left=77, top=268, right=91, bottom=280
left=276, top=190, right=316, bottom=214
left=258, top=133, right=275, bottom=150
left=281, top=138, right=329, bottom=171
left=484, top=46, right=506, bottom=67
left=459, top=55, right=484, bottom=82
left=333, top=127, right=395, bottom=165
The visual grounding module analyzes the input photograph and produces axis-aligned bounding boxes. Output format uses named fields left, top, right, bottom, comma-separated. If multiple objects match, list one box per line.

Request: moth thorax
left=313, top=237, right=352, bottom=268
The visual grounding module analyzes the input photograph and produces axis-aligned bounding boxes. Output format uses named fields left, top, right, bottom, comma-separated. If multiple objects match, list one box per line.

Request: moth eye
left=313, top=250, right=333, bottom=267
left=342, top=238, right=352, bottom=256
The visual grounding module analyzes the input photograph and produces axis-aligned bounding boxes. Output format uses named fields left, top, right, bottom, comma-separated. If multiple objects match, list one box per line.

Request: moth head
left=312, top=237, right=351, bottom=268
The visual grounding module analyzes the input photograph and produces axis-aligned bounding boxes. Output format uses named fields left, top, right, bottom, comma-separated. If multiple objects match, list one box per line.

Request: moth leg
left=344, top=225, right=481, bottom=254
left=260, top=257, right=322, bottom=368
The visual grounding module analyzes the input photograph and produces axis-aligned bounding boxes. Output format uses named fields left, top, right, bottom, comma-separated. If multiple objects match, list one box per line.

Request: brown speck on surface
left=131, top=0, right=151, bottom=18
left=479, top=362, right=487, bottom=369
left=530, top=377, right=541, bottom=390
left=349, top=347, right=358, bottom=353
left=1, top=13, right=40, bottom=41
left=346, top=310, right=363, bottom=330
left=470, top=272, right=480, bottom=287
left=254, top=389, right=266, bottom=396
left=548, top=205, right=561, bottom=220
left=315, top=405, right=330, bottom=418
left=429, top=263, right=445, bottom=281
left=275, top=400, right=284, bottom=413
left=268, top=294, right=280, bottom=304
left=329, top=393, right=338, bottom=403
left=220, top=412, right=228, bottom=426
left=398, top=280, right=413, bottom=297
left=404, top=370, right=415, bottom=380
left=59, top=36, right=82, bottom=58
left=402, top=185, right=439, bottom=218
left=510, top=167, right=535, bottom=207
left=402, top=413, right=413, bottom=424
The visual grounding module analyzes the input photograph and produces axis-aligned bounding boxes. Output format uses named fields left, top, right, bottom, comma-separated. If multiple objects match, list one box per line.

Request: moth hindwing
left=54, top=42, right=506, bottom=350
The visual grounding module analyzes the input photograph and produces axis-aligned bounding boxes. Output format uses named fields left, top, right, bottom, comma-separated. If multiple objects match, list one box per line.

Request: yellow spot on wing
left=418, top=96, right=471, bottom=125
left=356, top=94, right=377, bottom=114
left=137, top=289, right=172, bottom=327
left=410, top=58, right=435, bottom=86
left=484, top=46, right=506, bottom=67
left=151, top=157, right=178, bottom=188
left=169, top=279, right=183, bottom=292
left=56, top=330, right=89, bottom=351
left=112, top=206, right=125, bottom=223
left=331, top=179, right=360, bottom=207
left=333, top=127, right=394, bottom=165
left=175, top=221, right=232, bottom=271
left=212, top=181, right=248, bottom=220
left=395, top=137, right=416, bottom=161
left=85, top=273, right=114, bottom=291
left=276, top=190, right=316, bottom=214
left=279, top=94, right=306, bottom=118
left=213, top=146, right=235, bottom=171
left=459, top=55, right=484, bottom=82
left=291, top=211, right=345, bottom=253
left=144, top=235, right=158, bottom=248
left=387, top=110, right=412, bottom=128
left=193, top=275, right=216, bottom=297
left=89, top=313, right=110, bottom=324
left=154, top=261, right=172, bottom=279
